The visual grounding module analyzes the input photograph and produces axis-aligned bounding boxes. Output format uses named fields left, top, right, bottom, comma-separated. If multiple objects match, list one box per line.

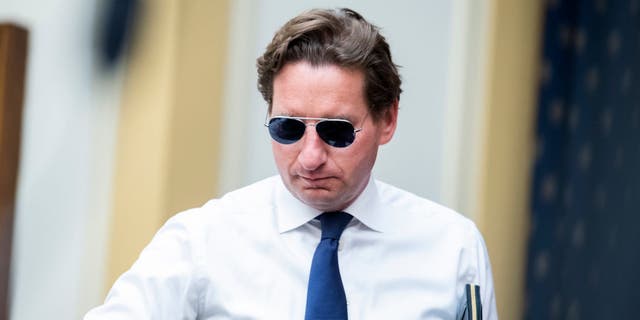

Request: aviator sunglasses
left=265, top=116, right=364, bottom=148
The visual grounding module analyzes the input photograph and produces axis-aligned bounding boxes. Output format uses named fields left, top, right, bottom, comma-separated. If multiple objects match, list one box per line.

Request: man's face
left=270, top=61, right=398, bottom=212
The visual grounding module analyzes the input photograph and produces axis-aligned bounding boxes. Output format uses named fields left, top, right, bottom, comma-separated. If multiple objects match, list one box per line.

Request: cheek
left=271, top=143, right=285, bottom=169
left=339, top=142, right=378, bottom=175
left=272, top=143, right=297, bottom=169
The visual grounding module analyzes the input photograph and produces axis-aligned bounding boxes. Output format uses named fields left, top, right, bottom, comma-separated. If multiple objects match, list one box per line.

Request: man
left=86, top=8, right=497, bottom=319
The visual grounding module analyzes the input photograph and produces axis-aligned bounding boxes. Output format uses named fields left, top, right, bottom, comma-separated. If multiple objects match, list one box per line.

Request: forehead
left=271, top=62, right=367, bottom=118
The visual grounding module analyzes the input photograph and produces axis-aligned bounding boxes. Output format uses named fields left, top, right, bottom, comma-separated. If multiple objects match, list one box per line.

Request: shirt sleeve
left=84, top=210, right=203, bottom=320
left=473, top=224, right=498, bottom=320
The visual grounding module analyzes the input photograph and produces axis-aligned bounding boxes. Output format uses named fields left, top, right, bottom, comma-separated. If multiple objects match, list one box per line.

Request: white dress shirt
left=85, top=175, right=497, bottom=319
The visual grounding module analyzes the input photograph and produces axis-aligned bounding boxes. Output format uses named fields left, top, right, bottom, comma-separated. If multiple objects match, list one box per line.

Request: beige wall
left=107, top=0, right=229, bottom=288
left=477, top=1, right=543, bottom=319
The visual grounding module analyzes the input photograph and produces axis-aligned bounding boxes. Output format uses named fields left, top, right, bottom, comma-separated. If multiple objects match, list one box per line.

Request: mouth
left=297, top=175, right=334, bottom=188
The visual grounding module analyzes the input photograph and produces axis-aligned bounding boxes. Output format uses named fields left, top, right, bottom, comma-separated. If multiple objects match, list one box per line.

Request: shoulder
left=374, top=180, right=478, bottom=232
left=165, top=176, right=280, bottom=231
left=373, top=180, right=495, bottom=298
left=214, top=175, right=280, bottom=206
left=372, top=179, right=487, bottom=259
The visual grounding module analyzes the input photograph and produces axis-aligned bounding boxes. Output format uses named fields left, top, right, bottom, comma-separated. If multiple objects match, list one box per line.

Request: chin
left=296, top=190, right=351, bottom=212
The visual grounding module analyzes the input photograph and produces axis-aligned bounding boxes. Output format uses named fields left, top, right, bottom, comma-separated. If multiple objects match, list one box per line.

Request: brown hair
left=256, top=8, right=402, bottom=121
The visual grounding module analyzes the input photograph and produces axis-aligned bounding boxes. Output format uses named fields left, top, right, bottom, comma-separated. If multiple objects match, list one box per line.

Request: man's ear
left=377, top=100, right=399, bottom=145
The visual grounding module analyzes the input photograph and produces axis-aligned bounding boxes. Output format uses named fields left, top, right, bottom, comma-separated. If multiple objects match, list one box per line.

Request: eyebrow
left=271, top=111, right=353, bottom=121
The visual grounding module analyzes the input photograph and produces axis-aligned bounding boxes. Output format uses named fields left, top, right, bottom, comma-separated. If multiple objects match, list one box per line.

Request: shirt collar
left=274, top=175, right=390, bottom=234
left=274, top=177, right=321, bottom=233
left=343, top=176, right=388, bottom=232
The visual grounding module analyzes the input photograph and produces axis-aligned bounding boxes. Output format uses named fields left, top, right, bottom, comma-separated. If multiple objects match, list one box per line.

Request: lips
left=299, top=175, right=329, bottom=181
left=297, top=174, right=334, bottom=188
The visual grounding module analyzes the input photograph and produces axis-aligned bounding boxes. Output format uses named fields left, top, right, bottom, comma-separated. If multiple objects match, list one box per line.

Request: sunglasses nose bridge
left=300, top=120, right=322, bottom=139
left=302, top=120, right=319, bottom=127
left=301, top=122, right=322, bottom=142
left=297, top=123, right=329, bottom=171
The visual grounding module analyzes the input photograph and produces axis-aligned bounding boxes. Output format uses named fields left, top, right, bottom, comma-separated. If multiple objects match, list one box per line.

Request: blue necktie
left=305, top=211, right=353, bottom=320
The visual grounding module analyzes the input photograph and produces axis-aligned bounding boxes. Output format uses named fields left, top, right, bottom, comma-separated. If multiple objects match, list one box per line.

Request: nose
left=297, top=126, right=328, bottom=171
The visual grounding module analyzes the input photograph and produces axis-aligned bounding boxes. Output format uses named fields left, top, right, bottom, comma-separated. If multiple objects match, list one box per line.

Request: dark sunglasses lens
left=316, top=120, right=355, bottom=147
left=268, top=118, right=305, bottom=144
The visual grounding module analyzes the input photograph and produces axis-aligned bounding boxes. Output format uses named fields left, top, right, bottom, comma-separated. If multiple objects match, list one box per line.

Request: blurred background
left=0, top=0, right=637, bottom=319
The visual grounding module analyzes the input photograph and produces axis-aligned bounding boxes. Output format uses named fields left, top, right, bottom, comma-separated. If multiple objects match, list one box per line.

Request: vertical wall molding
left=477, top=1, right=543, bottom=318
left=0, top=24, right=27, bottom=320
left=441, top=0, right=491, bottom=219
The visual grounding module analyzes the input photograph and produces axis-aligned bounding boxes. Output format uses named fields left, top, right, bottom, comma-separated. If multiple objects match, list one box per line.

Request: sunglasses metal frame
left=264, top=115, right=363, bottom=147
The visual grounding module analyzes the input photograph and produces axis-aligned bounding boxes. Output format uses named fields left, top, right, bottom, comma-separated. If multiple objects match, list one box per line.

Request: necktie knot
left=319, top=211, right=353, bottom=240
